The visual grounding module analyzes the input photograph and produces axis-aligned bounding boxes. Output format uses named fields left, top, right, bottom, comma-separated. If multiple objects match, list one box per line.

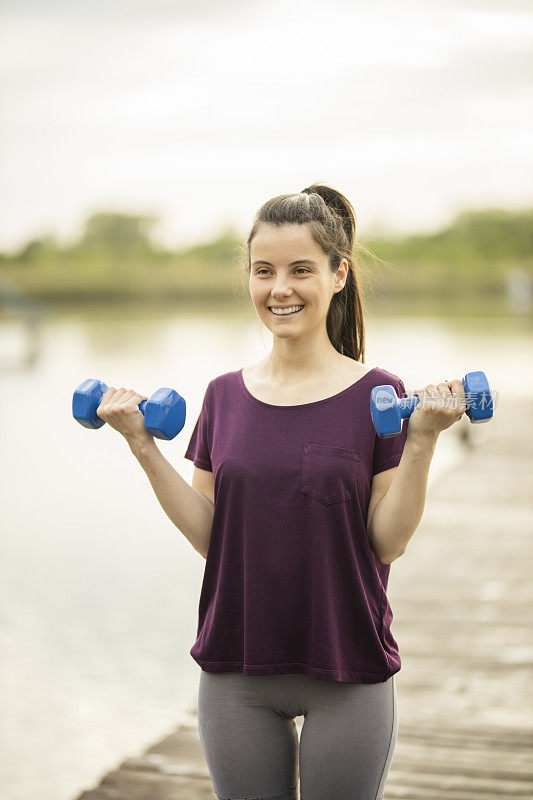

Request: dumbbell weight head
left=72, top=378, right=186, bottom=441
left=463, top=370, right=494, bottom=423
left=72, top=379, right=108, bottom=429
left=370, top=385, right=407, bottom=439
left=143, top=387, right=186, bottom=440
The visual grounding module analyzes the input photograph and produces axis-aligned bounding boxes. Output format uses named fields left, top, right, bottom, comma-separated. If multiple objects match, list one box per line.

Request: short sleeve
left=372, top=377, right=409, bottom=476
left=183, top=382, right=213, bottom=471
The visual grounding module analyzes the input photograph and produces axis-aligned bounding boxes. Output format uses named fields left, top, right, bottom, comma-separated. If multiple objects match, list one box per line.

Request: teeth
left=269, top=305, right=304, bottom=316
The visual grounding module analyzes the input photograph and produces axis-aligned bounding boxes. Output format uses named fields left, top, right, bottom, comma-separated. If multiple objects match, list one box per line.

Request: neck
left=263, top=345, right=344, bottom=385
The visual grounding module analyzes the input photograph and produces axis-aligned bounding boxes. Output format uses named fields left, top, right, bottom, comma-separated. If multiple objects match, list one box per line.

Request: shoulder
left=369, top=366, right=406, bottom=390
left=208, top=369, right=241, bottom=389
left=203, top=369, right=242, bottom=401
left=338, top=357, right=403, bottom=386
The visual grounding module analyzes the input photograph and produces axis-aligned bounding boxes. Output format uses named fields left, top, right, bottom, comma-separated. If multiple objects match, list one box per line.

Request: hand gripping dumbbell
left=370, top=370, right=493, bottom=439
left=72, top=378, right=186, bottom=441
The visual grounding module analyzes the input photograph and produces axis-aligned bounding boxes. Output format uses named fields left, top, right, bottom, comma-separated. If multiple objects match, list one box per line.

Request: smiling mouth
left=268, top=305, right=305, bottom=317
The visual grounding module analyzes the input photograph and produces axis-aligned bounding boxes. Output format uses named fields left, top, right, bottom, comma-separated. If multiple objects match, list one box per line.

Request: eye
left=254, top=267, right=310, bottom=275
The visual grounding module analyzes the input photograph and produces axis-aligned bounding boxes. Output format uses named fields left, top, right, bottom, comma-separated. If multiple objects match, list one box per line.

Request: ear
left=334, top=259, right=349, bottom=292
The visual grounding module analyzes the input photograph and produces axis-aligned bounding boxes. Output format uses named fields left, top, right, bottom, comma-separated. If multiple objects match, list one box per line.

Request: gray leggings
left=197, top=670, right=398, bottom=800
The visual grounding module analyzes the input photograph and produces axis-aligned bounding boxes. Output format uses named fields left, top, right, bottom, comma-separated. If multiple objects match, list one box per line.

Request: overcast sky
left=1, top=0, right=532, bottom=253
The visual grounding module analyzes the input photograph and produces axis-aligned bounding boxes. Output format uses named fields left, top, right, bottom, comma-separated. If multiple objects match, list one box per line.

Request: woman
left=96, top=184, right=466, bottom=800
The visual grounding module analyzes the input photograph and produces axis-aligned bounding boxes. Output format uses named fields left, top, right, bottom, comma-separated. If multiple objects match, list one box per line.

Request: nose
left=271, top=278, right=294, bottom=299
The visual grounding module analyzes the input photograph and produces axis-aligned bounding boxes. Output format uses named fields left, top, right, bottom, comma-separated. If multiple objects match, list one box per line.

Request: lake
left=0, top=306, right=531, bottom=800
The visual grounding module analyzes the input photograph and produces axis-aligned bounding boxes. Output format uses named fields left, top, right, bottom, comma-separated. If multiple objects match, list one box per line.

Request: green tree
left=77, top=211, right=159, bottom=256
left=15, top=235, right=59, bottom=263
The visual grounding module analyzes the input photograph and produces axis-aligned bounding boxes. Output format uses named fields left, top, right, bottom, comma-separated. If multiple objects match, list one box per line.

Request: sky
left=1, top=0, right=532, bottom=254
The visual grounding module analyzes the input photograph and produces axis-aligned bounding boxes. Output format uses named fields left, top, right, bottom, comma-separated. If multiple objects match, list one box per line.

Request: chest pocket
left=300, top=442, right=360, bottom=506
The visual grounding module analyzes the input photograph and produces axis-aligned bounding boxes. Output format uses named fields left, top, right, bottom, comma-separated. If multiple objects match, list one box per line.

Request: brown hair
left=239, top=182, right=376, bottom=363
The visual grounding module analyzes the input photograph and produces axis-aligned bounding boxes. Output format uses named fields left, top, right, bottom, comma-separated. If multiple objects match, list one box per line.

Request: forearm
left=368, top=431, right=439, bottom=564
left=128, top=437, right=214, bottom=558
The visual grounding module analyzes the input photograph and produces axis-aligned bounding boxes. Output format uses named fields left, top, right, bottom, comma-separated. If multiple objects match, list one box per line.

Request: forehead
left=250, top=223, right=324, bottom=263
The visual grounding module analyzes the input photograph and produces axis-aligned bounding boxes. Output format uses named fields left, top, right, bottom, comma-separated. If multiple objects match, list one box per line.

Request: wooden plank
left=399, top=722, right=533, bottom=748
left=385, top=772, right=533, bottom=799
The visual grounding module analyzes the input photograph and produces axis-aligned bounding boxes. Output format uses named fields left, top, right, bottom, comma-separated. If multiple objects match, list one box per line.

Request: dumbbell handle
left=397, top=395, right=419, bottom=418
left=398, top=373, right=489, bottom=420
left=79, top=380, right=149, bottom=421
left=98, top=383, right=148, bottom=415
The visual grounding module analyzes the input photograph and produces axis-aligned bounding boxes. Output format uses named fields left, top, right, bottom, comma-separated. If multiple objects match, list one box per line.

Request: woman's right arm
left=128, top=437, right=214, bottom=559
left=95, top=385, right=213, bottom=558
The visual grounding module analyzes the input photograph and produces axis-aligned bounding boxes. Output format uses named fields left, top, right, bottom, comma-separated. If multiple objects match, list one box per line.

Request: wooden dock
left=74, top=394, right=533, bottom=799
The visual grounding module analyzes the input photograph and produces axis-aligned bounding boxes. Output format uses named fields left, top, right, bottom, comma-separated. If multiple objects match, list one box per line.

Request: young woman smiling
left=109, top=183, right=466, bottom=800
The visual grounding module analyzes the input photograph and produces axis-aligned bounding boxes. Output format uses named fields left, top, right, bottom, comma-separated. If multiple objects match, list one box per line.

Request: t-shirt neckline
left=238, top=366, right=380, bottom=409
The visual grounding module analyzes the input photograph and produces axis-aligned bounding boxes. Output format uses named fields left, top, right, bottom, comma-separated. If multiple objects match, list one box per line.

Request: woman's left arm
left=367, top=379, right=466, bottom=564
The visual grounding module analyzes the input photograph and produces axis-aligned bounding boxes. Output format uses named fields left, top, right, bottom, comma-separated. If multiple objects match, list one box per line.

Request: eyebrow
left=251, top=259, right=318, bottom=267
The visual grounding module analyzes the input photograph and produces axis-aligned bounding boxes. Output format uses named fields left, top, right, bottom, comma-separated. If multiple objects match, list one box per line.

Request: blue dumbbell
left=72, top=378, right=186, bottom=441
left=370, top=370, right=493, bottom=439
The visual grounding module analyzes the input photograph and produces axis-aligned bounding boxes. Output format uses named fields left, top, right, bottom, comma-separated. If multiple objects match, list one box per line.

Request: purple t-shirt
left=184, top=366, right=409, bottom=684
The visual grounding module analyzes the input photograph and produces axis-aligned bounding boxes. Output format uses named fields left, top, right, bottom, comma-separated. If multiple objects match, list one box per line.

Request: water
left=0, top=307, right=531, bottom=800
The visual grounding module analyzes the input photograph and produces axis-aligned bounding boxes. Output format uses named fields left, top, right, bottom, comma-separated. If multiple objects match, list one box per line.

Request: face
left=249, top=223, right=347, bottom=336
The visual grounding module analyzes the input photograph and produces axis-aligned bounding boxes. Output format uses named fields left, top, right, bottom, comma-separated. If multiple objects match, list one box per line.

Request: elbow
left=379, top=548, right=405, bottom=566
